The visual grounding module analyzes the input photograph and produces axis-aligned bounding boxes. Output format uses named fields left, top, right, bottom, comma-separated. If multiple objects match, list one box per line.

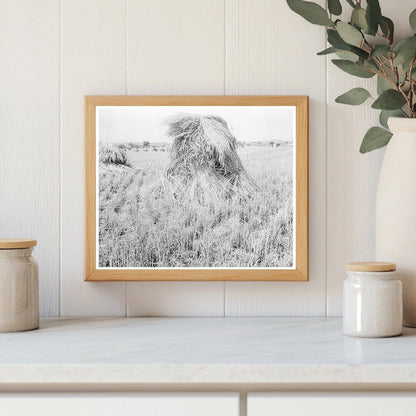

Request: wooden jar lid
left=0, top=239, right=37, bottom=249
left=346, top=261, right=396, bottom=272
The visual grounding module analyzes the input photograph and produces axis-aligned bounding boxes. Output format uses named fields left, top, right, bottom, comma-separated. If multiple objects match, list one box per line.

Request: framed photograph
left=85, top=96, right=308, bottom=281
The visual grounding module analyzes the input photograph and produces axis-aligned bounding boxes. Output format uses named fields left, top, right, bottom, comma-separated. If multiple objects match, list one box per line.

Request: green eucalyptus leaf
left=336, top=50, right=359, bottom=62
left=393, top=36, right=416, bottom=66
left=351, top=7, right=369, bottom=32
left=380, top=16, right=394, bottom=43
left=363, top=59, right=379, bottom=71
left=327, top=29, right=369, bottom=59
left=335, top=87, right=371, bottom=105
left=350, top=45, right=369, bottom=60
left=379, top=110, right=402, bottom=129
left=410, top=9, right=416, bottom=32
left=328, top=0, right=342, bottom=16
left=317, top=46, right=338, bottom=55
left=372, top=45, right=391, bottom=58
left=317, top=46, right=359, bottom=61
left=327, top=28, right=351, bottom=49
left=377, top=76, right=392, bottom=94
left=372, top=89, right=406, bottom=110
left=378, top=67, right=404, bottom=89
left=360, top=127, right=392, bottom=153
left=336, top=21, right=363, bottom=47
left=366, top=0, right=382, bottom=34
left=381, top=66, right=402, bottom=86
left=332, top=59, right=375, bottom=78
left=287, top=0, right=334, bottom=26
left=403, top=60, right=414, bottom=73
left=394, top=36, right=416, bottom=51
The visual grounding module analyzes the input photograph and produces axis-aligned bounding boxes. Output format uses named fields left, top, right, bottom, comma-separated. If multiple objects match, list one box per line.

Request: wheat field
left=98, top=144, right=293, bottom=268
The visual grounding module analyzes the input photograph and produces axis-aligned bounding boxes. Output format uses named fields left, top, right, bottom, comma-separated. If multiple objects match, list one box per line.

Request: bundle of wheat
left=163, top=114, right=255, bottom=202
left=99, top=143, right=130, bottom=167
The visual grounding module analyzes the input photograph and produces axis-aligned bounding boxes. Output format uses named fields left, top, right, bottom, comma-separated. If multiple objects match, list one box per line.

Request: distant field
left=98, top=144, right=293, bottom=268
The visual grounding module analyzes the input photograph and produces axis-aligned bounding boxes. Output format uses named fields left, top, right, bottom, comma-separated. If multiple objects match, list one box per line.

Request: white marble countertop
left=0, top=317, right=416, bottom=389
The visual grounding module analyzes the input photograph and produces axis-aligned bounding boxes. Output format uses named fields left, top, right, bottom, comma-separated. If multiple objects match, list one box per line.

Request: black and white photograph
left=97, top=104, right=296, bottom=269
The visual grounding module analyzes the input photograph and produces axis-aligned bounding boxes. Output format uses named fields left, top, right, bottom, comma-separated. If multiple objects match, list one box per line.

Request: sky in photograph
left=98, top=106, right=295, bottom=144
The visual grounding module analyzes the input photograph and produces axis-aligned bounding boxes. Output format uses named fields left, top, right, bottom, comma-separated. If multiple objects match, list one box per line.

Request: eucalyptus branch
left=376, top=58, right=399, bottom=89
left=408, top=56, right=416, bottom=117
left=361, top=44, right=372, bottom=54
left=391, top=60, right=400, bottom=85
left=398, top=82, right=412, bottom=116
left=287, top=0, right=416, bottom=152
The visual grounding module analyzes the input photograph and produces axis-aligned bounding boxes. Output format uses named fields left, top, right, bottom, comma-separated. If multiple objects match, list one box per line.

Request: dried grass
left=98, top=145, right=294, bottom=268
left=162, top=114, right=256, bottom=202
left=99, top=142, right=131, bottom=167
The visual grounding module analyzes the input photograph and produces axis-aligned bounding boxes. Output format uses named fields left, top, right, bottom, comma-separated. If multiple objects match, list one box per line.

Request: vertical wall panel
left=0, top=0, right=60, bottom=317
left=126, top=0, right=226, bottom=316
left=127, top=0, right=226, bottom=95
left=61, top=0, right=127, bottom=316
left=224, top=0, right=327, bottom=316
left=326, top=0, right=415, bottom=316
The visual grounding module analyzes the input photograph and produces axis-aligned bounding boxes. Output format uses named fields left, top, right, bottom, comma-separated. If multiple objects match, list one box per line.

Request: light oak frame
left=85, top=96, right=308, bottom=281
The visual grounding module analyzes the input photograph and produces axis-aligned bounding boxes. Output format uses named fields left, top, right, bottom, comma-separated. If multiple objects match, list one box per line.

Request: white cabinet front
left=0, top=393, right=239, bottom=416
left=248, top=393, right=416, bottom=416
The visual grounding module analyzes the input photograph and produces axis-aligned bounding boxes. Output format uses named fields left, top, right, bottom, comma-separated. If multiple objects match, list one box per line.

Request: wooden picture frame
left=85, top=96, right=308, bottom=281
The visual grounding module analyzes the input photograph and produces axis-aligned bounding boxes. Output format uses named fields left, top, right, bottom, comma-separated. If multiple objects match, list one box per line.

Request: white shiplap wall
left=61, top=0, right=127, bottom=316
left=0, top=0, right=412, bottom=317
left=0, top=0, right=60, bottom=317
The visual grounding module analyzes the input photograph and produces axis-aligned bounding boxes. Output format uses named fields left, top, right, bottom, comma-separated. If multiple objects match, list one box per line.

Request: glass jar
left=0, top=239, right=39, bottom=332
left=343, top=262, right=402, bottom=338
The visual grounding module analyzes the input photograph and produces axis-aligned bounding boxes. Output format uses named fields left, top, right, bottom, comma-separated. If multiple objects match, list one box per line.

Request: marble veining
left=0, top=317, right=415, bottom=385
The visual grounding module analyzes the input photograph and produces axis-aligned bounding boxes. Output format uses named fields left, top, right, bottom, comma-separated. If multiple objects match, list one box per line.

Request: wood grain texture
left=61, top=0, right=127, bottom=316
left=326, top=0, right=415, bottom=316
left=85, top=95, right=308, bottom=282
left=0, top=0, right=60, bottom=317
left=224, top=0, right=326, bottom=315
left=0, top=240, right=37, bottom=249
left=125, top=0, right=226, bottom=316
left=346, top=262, right=396, bottom=272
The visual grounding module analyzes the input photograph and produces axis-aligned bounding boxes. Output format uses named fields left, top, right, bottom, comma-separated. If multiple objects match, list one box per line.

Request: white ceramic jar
left=0, top=239, right=39, bottom=332
left=343, top=262, right=402, bottom=338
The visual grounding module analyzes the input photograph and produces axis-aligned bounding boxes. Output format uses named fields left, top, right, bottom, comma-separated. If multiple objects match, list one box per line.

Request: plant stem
left=369, top=56, right=412, bottom=117
left=409, top=56, right=416, bottom=117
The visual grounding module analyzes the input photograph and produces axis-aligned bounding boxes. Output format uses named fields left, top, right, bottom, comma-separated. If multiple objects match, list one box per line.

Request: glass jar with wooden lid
left=343, top=262, right=402, bottom=338
left=0, top=239, right=38, bottom=332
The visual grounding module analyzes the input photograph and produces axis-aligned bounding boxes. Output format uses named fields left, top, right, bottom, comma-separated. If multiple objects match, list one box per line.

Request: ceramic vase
left=0, top=246, right=39, bottom=332
left=375, top=117, right=416, bottom=327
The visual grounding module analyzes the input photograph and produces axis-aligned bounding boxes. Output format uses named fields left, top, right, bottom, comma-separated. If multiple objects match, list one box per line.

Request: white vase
left=375, top=117, right=416, bottom=327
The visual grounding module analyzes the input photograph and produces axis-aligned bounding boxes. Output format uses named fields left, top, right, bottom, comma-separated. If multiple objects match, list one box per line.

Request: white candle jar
left=0, top=239, right=39, bottom=332
left=343, top=262, right=402, bottom=338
